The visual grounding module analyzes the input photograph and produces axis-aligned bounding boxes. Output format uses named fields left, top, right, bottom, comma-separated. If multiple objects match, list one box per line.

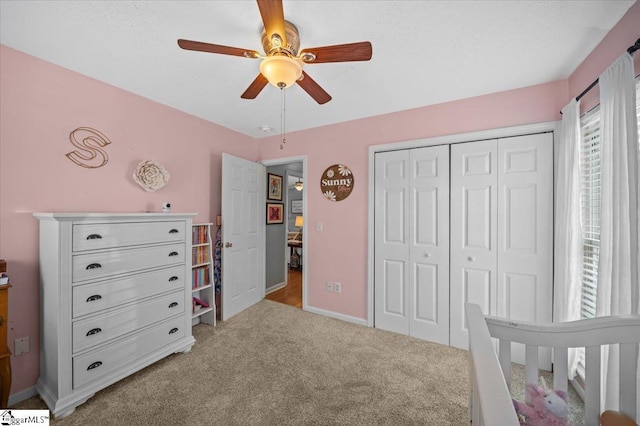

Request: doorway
left=262, top=156, right=307, bottom=309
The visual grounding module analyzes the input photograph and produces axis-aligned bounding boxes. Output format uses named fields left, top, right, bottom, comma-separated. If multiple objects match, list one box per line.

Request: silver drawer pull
left=169, top=327, right=179, bottom=334
left=86, top=234, right=103, bottom=240
left=87, top=361, right=102, bottom=371
left=86, top=295, right=102, bottom=302
left=168, top=251, right=179, bottom=257
left=169, top=276, right=179, bottom=282
left=169, top=229, right=179, bottom=234
left=169, top=302, right=179, bottom=308
left=86, top=328, right=102, bottom=336
left=86, top=263, right=102, bottom=270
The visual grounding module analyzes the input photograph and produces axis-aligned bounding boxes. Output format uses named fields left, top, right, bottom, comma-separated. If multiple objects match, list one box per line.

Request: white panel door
left=374, top=150, right=410, bottom=334
left=409, top=145, right=450, bottom=344
left=375, top=146, right=450, bottom=344
left=497, top=133, right=553, bottom=368
left=221, top=153, right=265, bottom=321
left=450, top=140, right=498, bottom=350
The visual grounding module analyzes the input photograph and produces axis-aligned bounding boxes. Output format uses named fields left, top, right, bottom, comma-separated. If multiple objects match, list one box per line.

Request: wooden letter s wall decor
left=66, top=127, right=111, bottom=168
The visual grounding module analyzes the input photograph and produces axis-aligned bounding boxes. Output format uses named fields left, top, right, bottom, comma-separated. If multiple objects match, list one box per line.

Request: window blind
left=579, top=106, right=601, bottom=320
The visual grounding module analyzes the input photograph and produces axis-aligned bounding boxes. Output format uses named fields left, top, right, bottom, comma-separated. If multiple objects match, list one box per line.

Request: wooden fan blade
left=296, top=71, right=331, bottom=104
left=241, top=74, right=269, bottom=99
left=178, top=39, right=260, bottom=59
left=257, top=0, right=287, bottom=48
left=300, top=42, right=372, bottom=63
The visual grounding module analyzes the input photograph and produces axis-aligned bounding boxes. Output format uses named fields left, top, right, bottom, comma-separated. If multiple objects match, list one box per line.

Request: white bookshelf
left=191, top=223, right=216, bottom=326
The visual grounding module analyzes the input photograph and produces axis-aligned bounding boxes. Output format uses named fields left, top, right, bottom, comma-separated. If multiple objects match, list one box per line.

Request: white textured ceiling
left=0, top=1, right=634, bottom=138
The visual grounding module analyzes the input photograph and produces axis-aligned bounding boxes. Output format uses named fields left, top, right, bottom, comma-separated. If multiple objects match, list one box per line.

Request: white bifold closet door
left=374, top=145, right=450, bottom=344
left=374, top=132, right=553, bottom=362
left=449, top=133, right=553, bottom=362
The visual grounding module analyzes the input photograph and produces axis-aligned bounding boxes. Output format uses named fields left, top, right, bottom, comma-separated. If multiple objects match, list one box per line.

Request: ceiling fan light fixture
left=294, top=180, right=303, bottom=191
left=260, top=55, right=302, bottom=88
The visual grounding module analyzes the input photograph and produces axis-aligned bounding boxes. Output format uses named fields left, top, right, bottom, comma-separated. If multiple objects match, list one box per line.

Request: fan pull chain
left=280, top=88, right=287, bottom=150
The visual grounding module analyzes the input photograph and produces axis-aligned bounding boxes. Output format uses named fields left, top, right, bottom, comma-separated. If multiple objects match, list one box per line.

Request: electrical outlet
left=15, top=336, right=29, bottom=356
left=326, top=281, right=333, bottom=292
left=334, top=282, right=342, bottom=294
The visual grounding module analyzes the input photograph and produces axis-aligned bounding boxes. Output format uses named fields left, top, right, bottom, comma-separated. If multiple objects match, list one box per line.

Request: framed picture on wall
left=266, top=203, right=284, bottom=224
left=267, top=173, right=283, bottom=201
left=291, top=200, right=303, bottom=214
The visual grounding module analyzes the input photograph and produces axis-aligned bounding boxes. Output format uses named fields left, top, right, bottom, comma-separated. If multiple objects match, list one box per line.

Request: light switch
left=316, top=222, right=323, bottom=232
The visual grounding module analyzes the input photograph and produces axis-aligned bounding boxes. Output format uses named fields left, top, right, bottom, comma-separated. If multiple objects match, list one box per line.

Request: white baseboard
left=265, top=281, right=286, bottom=295
left=304, top=305, right=368, bottom=327
left=9, top=385, right=38, bottom=407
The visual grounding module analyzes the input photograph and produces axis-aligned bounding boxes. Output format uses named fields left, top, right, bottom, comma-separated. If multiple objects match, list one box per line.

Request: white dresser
left=33, top=213, right=197, bottom=418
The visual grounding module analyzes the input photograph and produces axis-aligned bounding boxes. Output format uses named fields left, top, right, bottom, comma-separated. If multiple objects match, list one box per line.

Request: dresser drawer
left=72, top=266, right=184, bottom=318
left=73, top=221, right=185, bottom=252
left=72, top=290, right=185, bottom=353
left=73, top=316, right=185, bottom=389
left=72, top=243, right=185, bottom=283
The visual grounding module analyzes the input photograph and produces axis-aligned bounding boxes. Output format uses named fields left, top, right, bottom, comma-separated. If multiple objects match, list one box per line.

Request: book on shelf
left=192, top=245, right=210, bottom=265
left=192, top=225, right=209, bottom=245
left=191, top=265, right=211, bottom=289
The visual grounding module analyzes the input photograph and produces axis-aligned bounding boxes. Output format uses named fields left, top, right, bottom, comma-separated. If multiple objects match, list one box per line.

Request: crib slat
left=553, top=347, right=568, bottom=393
left=498, top=339, right=512, bottom=389
left=585, top=346, right=601, bottom=426
left=619, top=342, right=638, bottom=421
left=525, top=345, right=539, bottom=405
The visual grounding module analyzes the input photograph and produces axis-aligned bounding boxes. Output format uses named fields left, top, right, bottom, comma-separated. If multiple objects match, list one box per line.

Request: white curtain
left=553, top=98, right=583, bottom=380
left=596, top=52, right=639, bottom=416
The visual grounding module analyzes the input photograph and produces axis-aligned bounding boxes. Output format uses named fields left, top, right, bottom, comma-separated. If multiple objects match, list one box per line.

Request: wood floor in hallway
left=266, top=269, right=302, bottom=308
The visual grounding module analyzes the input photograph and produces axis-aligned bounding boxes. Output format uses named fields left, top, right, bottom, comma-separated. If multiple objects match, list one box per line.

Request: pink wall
left=258, top=80, right=568, bottom=320
left=0, top=45, right=257, bottom=395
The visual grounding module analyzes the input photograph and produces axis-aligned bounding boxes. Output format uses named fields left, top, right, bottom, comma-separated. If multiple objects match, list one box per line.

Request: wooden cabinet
left=33, top=213, right=196, bottom=418
left=0, top=259, right=10, bottom=409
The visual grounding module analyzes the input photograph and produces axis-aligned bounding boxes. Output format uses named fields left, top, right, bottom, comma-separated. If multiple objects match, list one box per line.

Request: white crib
left=465, top=303, right=640, bottom=426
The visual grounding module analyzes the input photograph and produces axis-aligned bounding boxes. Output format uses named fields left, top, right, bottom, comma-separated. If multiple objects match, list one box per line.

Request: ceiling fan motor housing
left=261, top=20, right=300, bottom=56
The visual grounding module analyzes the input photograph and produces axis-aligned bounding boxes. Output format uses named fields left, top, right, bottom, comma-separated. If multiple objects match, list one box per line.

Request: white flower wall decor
left=133, top=160, right=170, bottom=192
left=320, top=164, right=354, bottom=202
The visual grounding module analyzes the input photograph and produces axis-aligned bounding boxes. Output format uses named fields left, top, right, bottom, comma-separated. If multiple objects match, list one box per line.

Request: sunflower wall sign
left=320, top=164, right=354, bottom=202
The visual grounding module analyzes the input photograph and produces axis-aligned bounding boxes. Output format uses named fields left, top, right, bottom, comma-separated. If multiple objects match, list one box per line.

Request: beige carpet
left=16, top=300, right=470, bottom=425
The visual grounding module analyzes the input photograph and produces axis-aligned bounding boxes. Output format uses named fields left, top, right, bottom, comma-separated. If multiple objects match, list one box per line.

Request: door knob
left=423, top=253, right=431, bottom=258
left=225, top=242, right=233, bottom=248
left=467, top=256, right=476, bottom=261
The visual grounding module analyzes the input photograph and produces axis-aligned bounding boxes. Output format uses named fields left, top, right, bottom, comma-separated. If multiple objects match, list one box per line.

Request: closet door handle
left=225, top=242, right=233, bottom=248
left=168, top=251, right=179, bottom=257
left=423, top=253, right=432, bottom=258
left=467, top=256, right=476, bottom=262
left=169, top=276, right=179, bottom=282
left=86, top=234, right=103, bottom=240
left=169, top=327, right=179, bottom=335
left=169, top=302, right=179, bottom=308
left=86, top=295, right=102, bottom=302
left=87, top=361, right=103, bottom=371
left=169, top=229, right=179, bottom=234
left=86, top=263, right=102, bottom=270
left=86, top=328, right=102, bottom=336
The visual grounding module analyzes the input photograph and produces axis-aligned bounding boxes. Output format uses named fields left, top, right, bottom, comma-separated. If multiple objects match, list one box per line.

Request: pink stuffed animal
left=512, top=382, right=572, bottom=426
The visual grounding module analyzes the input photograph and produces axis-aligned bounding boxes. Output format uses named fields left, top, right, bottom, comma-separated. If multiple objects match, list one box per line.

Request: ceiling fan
left=177, top=0, right=372, bottom=105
